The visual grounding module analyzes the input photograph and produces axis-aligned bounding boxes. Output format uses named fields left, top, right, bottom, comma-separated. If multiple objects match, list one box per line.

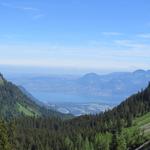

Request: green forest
left=0, top=73, right=150, bottom=150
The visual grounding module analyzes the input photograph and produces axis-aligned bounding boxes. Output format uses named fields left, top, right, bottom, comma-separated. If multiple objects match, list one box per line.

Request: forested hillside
left=0, top=74, right=150, bottom=149
left=0, top=75, right=150, bottom=150
left=0, top=73, right=68, bottom=119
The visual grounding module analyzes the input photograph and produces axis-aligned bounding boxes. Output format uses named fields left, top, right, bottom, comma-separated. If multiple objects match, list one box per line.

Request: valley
left=5, top=69, right=150, bottom=115
left=0, top=72, right=150, bottom=149
left=48, top=102, right=113, bottom=116
left=0, top=0, right=150, bottom=149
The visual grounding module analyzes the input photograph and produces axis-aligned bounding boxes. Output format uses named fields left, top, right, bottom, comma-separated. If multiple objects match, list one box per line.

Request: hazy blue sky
left=0, top=0, right=150, bottom=73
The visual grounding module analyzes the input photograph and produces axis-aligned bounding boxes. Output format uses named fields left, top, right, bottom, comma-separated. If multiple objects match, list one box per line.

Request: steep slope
left=69, top=82, right=150, bottom=130
left=10, top=83, right=150, bottom=150
left=0, top=73, right=68, bottom=119
left=19, top=85, right=44, bottom=107
left=123, top=112, right=150, bottom=139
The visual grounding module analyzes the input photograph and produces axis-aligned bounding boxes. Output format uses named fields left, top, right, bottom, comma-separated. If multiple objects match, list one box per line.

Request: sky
left=0, top=0, right=150, bottom=74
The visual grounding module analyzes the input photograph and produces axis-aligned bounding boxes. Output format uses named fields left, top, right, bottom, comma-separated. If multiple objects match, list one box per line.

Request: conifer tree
left=0, top=120, right=10, bottom=150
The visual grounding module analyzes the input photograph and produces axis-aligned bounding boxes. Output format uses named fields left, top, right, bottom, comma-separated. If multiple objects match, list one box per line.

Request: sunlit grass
left=17, top=103, right=40, bottom=117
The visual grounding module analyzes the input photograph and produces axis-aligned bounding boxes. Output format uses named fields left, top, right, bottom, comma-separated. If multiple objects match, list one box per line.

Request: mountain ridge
left=8, top=80, right=150, bottom=150
left=0, top=73, right=70, bottom=119
left=6, top=69, right=150, bottom=115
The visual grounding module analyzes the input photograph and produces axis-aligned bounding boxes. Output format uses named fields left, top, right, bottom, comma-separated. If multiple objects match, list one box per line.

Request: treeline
left=1, top=83, right=150, bottom=149
left=0, top=117, right=144, bottom=150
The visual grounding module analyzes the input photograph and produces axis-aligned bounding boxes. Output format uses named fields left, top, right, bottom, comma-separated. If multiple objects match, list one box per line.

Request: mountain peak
left=133, top=69, right=146, bottom=74
left=83, top=73, right=99, bottom=79
left=79, top=73, right=100, bottom=84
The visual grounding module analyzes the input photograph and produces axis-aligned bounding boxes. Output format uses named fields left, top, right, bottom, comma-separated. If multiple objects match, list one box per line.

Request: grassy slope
left=128, top=112, right=150, bottom=136
left=128, top=112, right=150, bottom=149
left=17, top=103, right=41, bottom=117
left=122, top=112, right=150, bottom=148
left=0, top=77, right=4, bottom=85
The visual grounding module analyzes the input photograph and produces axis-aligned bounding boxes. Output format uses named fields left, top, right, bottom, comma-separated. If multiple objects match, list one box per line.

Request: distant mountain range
left=5, top=69, right=150, bottom=115
left=2, top=72, right=150, bottom=149
left=77, top=69, right=150, bottom=102
left=7, top=69, right=150, bottom=103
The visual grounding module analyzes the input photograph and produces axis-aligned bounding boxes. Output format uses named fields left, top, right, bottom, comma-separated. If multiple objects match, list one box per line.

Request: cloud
left=114, top=39, right=150, bottom=49
left=0, top=55, right=149, bottom=72
left=137, top=33, right=150, bottom=39
left=0, top=32, right=150, bottom=72
left=33, top=14, right=45, bottom=20
left=0, top=2, right=38, bottom=11
left=0, top=1, right=42, bottom=20
left=0, top=41, right=150, bottom=72
left=102, top=32, right=122, bottom=36
left=1, top=33, right=21, bottom=40
left=0, top=2, right=45, bottom=20
left=21, top=7, right=39, bottom=11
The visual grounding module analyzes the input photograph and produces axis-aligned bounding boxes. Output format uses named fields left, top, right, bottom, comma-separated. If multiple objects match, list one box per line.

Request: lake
left=31, top=91, right=103, bottom=104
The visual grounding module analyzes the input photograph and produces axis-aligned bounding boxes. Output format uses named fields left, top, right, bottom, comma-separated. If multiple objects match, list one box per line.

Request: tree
left=95, top=132, right=112, bottom=150
left=0, top=120, right=10, bottom=150
left=116, top=132, right=127, bottom=150
left=82, top=137, right=92, bottom=150
left=64, top=136, right=73, bottom=150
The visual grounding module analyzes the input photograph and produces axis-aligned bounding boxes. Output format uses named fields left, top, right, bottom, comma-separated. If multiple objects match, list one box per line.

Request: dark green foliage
left=4, top=82, right=150, bottom=150
left=0, top=120, right=10, bottom=150
left=1, top=74, right=150, bottom=149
